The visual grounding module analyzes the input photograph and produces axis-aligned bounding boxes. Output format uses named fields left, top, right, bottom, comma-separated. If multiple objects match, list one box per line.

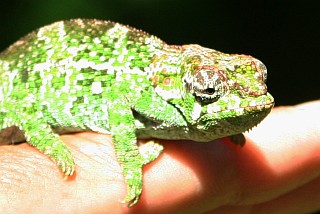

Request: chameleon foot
left=139, top=140, right=164, bottom=165
left=21, top=119, right=75, bottom=176
left=45, top=142, right=75, bottom=176
left=121, top=167, right=143, bottom=207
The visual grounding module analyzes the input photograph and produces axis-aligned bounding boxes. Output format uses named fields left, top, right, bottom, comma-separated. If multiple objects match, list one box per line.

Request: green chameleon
left=0, top=19, right=274, bottom=207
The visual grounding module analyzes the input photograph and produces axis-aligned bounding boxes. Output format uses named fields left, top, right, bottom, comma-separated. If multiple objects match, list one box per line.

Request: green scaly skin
left=0, top=19, right=274, bottom=207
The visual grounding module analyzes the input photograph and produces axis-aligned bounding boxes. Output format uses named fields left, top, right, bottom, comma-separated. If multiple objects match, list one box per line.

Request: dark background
left=1, top=0, right=319, bottom=106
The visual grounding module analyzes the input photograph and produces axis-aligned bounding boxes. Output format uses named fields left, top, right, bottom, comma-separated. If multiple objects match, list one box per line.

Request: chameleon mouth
left=204, top=92, right=274, bottom=116
left=242, top=101, right=274, bottom=112
left=195, top=99, right=274, bottom=141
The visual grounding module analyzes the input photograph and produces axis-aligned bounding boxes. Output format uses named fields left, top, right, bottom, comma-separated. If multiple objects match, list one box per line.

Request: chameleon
left=0, top=19, right=274, bottom=207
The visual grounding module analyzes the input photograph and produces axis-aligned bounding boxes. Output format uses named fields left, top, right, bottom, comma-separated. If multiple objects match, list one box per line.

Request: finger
left=242, top=101, right=320, bottom=204
left=0, top=133, right=127, bottom=214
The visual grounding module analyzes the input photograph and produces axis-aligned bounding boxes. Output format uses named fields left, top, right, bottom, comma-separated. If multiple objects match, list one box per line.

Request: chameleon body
left=0, top=19, right=274, bottom=206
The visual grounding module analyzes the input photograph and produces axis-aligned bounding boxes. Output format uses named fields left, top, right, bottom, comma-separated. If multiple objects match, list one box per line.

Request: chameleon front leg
left=107, top=84, right=186, bottom=206
left=112, top=130, right=143, bottom=207
left=106, top=92, right=145, bottom=207
left=109, top=107, right=167, bottom=206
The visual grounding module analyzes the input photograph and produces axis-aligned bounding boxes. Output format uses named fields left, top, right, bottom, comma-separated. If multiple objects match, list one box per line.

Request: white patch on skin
left=34, top=61, right=53, bottom=73
left=207, top=104, right=221, bottom=114
left=62, top=102, right=73, bottom=117
left=58, top=57, right=71, bottom=66
left=131, top=67, right=145, bottom=75
left=92, top=61, right=112, bottom=70
left=144, top=66, right=150, bottom=73
left=112, top=49, right=119, bottom=55
left=83, top=95, right=89, bottom=104
left=125, top=73, right=131, bottom=80
left=60, top=69, right=73, bottom=93
left=61, top=85, right=70, bottom=93
left=66, top=68, right=73, bottom=76
left=250, top=100, right=257, bottom=107
left=79, top=44, right=87, bottom=51
left=24, top=93, right=36, bottom=104
left=115, top=76, right=124, bottom=82
left=107, top=68, right=115, bottom=75
left=74, top=85, right=82, bottom=91
left=191, top=102, right=202, bottom=121
left=91, top=82, right=103, bottom=94
left=36, top=111, right=44, bottom=119
left=8, top=69, right=19, bottom=83
left=145, top=36, right=163, bottom=50
left=4, top=68, right=19, bottom=97
left=67, top=47, right=78, bottom=56
left=100, top=104, right=108, bottom=113
left=235, top=108, right=244, bottom=114
left=117, top=54, right=124, bottom=63
left=107, top=58, right=116, bottom=64
left=89, top=51, right=97, bottom=57
left=128, top=55, right=135, bottom=61
left=47, top=49, right=55, bottom=58
left=39, top=84, right=47, bottom=95
left=76, top=73, right=85, bottom=81
left=154, top=86, right=182, bottom=100
left=93, top=37, right=101, bottom=44
left=227, top=95, right=241, bottom=109
left=75, top=59, right=92, bottom=69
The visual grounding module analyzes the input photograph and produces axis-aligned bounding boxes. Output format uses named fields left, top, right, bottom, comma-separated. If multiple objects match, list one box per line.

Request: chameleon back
left=0, top=19, right=166, bottom=136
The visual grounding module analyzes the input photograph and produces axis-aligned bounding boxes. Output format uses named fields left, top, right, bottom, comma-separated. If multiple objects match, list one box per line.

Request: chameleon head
left=181, top=44, right=269, bottom=102
left=156, top=44, right=274, bottom=140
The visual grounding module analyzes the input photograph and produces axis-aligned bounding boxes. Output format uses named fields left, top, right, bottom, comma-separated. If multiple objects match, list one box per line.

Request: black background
left=1, top=0, right=319, bottom=106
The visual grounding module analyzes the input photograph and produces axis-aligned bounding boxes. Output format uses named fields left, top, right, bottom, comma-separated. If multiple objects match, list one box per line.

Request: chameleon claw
left=127, top=196, right=139, bottom=208
left=58, top=158, right=75, bottom=177
left=118, top=194, right=139, bottom=207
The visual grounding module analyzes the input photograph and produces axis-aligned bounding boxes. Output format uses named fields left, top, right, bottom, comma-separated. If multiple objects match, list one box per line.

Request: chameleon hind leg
left=6, top=110, right=75, bottom=176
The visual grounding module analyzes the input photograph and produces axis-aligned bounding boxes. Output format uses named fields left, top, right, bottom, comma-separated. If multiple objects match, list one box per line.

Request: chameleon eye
left=192, top=69, right=227, bottom=105
left=202, top=87, right=215, bottom=95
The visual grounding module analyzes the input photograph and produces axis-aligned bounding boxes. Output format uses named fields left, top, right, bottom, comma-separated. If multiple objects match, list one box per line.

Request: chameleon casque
left=0, top=19, right=274, bottom=207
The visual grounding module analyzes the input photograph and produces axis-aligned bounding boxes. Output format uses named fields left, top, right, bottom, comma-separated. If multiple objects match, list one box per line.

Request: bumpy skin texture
left=0, top=19, right=274, bottom=207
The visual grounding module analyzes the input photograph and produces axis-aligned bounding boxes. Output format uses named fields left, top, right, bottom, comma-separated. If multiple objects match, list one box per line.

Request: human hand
left=0, top=101, right=319, bottom=213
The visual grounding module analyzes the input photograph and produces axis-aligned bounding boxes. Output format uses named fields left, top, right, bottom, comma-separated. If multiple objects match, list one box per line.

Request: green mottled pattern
left=0, top=19, right=274, bottom=207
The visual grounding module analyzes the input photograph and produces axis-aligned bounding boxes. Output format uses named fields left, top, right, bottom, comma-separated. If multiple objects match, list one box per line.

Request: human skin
left=0, top=100, right=319, bottom=214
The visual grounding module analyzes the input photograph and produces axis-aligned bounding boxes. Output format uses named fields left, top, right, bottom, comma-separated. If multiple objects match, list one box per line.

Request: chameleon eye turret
left=188, top=68, right=228, bottom=105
